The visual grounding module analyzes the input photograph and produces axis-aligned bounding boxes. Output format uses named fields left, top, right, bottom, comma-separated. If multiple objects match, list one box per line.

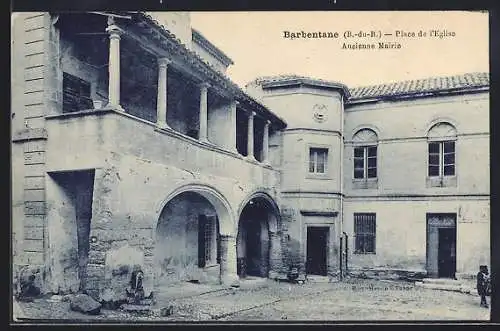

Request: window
left=428, top=141, right=455, bottom=177
left=309, top=148, right=328, bottom=174
left=427, top=122, right=457, bottom=178
left=354, top=213, right=376, bottom=254
left=354, top=146, right=377, bottom=179
left=63, top=72, right=93, bottom=113
left=198, top=215, right=217, bottom=267
left=352, top=128, right=378, bottom=180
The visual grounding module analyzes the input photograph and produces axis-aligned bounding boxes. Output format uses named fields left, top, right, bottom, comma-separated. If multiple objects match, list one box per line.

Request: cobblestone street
left=13, top=278, right=490, bottom=322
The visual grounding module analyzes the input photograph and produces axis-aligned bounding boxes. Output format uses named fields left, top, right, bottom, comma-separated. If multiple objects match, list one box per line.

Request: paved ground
left=12, top=278, right=490, bottom=322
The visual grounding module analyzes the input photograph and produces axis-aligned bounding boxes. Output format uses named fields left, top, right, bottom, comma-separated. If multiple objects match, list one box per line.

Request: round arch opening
left=237, top=194, right=280, bottom=279
left=154, top=187, right=233, bottom=286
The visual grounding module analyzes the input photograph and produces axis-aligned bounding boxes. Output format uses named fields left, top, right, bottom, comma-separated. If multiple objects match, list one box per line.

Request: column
left=219, top=234, right=239, bottom=286
left=268, top=231, right=283, bottom=278
left=105, top=23, right=123, bottom=109
left=199, top=83, right=210, bottom=143
left=156, top=57, right=171, bottom=129
left=247, top=111, right=256, bottom=161
left=262, top=120, right=271, bottom=164
left=229, top=100, right=238, bottom=153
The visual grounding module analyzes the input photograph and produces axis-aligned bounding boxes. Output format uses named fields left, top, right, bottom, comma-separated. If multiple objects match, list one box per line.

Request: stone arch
left=427, top=121, right=458, bottom=140
left=352, top=127, right=379, bottom=143
left=155, top=183, right=235, bottom=237
left=153, top=183, right=237, bottom=286
left=236, top=191, right=281, bottom=279
left=236, top=190, right=280, bottom=234
left=351, top=125, right=380, bottom=142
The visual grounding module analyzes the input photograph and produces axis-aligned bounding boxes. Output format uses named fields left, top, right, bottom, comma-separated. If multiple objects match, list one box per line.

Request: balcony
left=44, top=107, right=280, bottom=188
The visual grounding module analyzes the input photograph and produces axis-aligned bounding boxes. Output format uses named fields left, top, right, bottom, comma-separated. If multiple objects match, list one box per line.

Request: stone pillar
left=219, top=235, right=239, bottom=286
left=199, top=83, right=210, bottom=143
left=262, top=120, right=271, bottom=164
left=156, top=57, right=171, bottom=129
left=229, top=100, right=238, bottom=153
left=105, top=22, right=123, bottom=109
left=247, top=111, right=256, bottom=161
left=268, top=231, right=283, bottom=278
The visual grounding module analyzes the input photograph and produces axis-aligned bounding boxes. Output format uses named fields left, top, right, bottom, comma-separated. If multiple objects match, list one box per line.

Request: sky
left=11, top=11, right=489, bottom=89
left=189, top=11, right=489, bottom=88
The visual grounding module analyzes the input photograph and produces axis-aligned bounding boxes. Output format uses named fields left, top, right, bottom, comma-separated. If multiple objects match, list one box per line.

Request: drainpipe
left=339, top=93, right=345, bottom=279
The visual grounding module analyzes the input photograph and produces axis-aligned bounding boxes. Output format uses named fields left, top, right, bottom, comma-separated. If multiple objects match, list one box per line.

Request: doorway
left=426, top=213, right=457, bottom=279
left=306, top=227, right=329, bottom=276
left=245, top=220, right=263, bottom=277
left=438, top=228, right=456, bottom=278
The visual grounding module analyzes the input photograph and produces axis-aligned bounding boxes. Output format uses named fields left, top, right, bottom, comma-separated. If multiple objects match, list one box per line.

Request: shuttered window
left=63, top=72, right=93, bottom=113
left=354, top=213, right=376, bottom=254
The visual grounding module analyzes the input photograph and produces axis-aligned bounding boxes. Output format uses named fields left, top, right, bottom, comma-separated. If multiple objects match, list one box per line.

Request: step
left=422, top=278, right=463, bottom=285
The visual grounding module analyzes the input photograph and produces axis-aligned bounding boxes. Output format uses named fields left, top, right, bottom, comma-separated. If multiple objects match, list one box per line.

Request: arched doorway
left=155, top=186, right=235, bottom=286
left=237, top=194, right=280, bottom=279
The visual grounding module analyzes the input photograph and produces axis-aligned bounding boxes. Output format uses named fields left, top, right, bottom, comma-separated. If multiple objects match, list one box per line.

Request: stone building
left=11, top=11, right=489, bottom=299
left=247, top=72, right=489, bottom=280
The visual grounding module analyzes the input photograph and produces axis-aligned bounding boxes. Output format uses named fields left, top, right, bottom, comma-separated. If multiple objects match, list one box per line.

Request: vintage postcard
left=11, top=10, right=490, bottom=323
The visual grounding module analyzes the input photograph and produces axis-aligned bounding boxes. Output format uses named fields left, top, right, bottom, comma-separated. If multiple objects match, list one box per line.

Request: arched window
left=352, top=128, right=378, bottom=179
left=427, top=122, right=457, bottom=178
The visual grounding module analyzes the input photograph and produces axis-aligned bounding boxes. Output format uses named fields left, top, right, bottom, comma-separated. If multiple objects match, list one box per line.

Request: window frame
left=309, top=147, right=328, bottom=174
left=353, top=213, right=376, bottom=254
left=306, top=144, right=331, bottom=179
left=427, top=140, right=456, bottom=178
left=353, top=145, right=378, bottom=180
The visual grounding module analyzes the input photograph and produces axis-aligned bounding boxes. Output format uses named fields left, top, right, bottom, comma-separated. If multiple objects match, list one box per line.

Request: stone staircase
left=415, top=278, right=477, bottom=295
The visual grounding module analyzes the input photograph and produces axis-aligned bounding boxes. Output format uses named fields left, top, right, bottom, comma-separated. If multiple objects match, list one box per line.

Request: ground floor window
left=354, top=213, right=376, bottom=254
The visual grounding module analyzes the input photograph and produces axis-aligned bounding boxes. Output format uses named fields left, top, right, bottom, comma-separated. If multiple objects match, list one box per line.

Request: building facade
left=11, top=12, right=490, bottom=299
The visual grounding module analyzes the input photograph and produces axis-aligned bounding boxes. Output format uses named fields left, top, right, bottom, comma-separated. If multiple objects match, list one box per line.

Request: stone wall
left=43, top=109, right=282, bottom=296
left=343, top=93, right=489, bottom=196
left=12, top=14, right=54, bottom=292
left=156, top=192, right=220, bottom=284
left=343, top=199, right=490, bottom=277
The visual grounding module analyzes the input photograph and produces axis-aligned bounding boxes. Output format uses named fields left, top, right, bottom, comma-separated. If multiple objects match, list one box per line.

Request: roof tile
left=350, top=72, right=489, bottom=100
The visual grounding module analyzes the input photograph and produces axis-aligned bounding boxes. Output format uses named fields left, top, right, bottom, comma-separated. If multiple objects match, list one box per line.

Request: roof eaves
left=347, top=85, right=489, bottom=104
left=261, top=78, right=351, bottom=98
left=133, top=12, right=286, bottom=128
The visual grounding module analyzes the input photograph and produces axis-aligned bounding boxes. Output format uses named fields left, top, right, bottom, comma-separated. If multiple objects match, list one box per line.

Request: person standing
left=477, top=265, right=490, bottom=308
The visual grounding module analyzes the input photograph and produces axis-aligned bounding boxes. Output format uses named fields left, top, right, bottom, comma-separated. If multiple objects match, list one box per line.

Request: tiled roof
left=249, top=74, right=351, bottom=97
left=349, top=72, right=489, bottom=101
left=248, top=72, right=489, bottom=102
left=113, top=11, right=287, bottom=128
left=250, top=74, right=339, bottom=86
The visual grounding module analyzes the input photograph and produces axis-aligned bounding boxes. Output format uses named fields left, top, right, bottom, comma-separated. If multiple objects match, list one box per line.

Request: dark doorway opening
left=306, top=227, right=329, bottom=276
left=237, top=197, right=275, bottom=279
left=426, top=213, right=457, bottom=279
left=48, top=169, right=95, bottom=291
left=245, top=219, right=263, bottom=277
left=438, top=228, right=456, bottom=278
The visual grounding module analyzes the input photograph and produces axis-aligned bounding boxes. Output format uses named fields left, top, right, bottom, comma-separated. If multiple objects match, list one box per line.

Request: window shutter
left=63, top=72, right=92, bottom=113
